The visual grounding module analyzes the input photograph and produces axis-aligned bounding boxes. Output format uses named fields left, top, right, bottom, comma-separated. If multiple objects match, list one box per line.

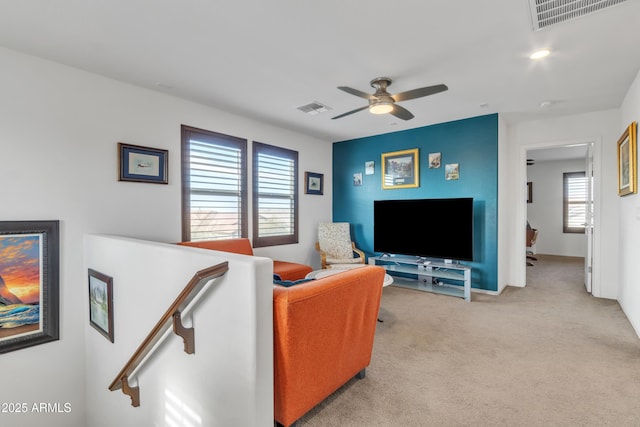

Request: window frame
left=251, top=141, right=299, bottom=248
left=563, top=171, right=587, bottom=234
left=181, top=125, right=248, bottom=242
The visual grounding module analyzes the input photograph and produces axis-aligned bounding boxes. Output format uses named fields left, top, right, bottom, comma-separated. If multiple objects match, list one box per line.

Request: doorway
left=525, top=142, right=594, bottom=293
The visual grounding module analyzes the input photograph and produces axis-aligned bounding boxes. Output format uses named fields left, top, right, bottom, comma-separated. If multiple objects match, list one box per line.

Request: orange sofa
left=273, top=266, right=386, bottom=427
left=177, top=238, right=312, bottom=280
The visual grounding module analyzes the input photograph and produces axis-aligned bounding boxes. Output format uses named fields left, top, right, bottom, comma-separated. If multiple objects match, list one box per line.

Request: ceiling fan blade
left=389, top=104, right=414, bottom=120
left=338, top=86, right=374, bottom=100
left=331, top=105, right=369, bottom=120
left=392, top=84, right=448, bottom=102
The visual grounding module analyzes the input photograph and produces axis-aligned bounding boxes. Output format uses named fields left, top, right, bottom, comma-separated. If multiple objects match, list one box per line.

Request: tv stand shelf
left=368, top=256, right=471, bottom=302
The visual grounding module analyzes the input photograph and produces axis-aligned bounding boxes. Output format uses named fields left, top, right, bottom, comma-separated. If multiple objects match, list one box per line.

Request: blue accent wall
left=332, top=114, right=498, bottom=291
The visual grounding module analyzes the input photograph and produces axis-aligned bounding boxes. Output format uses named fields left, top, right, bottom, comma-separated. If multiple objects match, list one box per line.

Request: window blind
left=563, top=171, right=587, bottom=233
left=181, top=126, right=247, bottom=241
left=252, top=142, right=298, bottom=247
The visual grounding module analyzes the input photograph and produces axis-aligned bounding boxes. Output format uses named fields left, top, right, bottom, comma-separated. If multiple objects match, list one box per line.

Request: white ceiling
left=0, top=1, right=639, bottom=142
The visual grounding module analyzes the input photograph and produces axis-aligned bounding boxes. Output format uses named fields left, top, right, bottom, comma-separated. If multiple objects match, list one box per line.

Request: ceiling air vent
left=528, top=0, right=627, bottom=30
left=297, top=101, right=330, bottom=115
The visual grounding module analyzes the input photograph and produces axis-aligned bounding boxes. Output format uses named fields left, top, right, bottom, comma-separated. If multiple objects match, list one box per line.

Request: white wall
left=505, top=109, right=621, bottom=299
left=0, top=46, right=331, bottom=427
left=84, top=235, right=272, bottom=427
left=527, top=158, right=587, bottom=257
left=619, top=68, right=640, bottom=336
left=497, top=115, right=510, bottom=293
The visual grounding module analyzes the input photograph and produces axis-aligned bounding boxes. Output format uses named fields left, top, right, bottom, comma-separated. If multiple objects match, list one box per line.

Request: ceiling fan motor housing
left=370, top=77, right=392, bottom=89
left=369, top=77, right=395, bottom=110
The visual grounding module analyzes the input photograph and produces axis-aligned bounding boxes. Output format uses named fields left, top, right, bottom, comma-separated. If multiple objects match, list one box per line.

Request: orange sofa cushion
left=177, top=238, right=312, bottom=281
left=273, top=266, right=385, bottom=426
left=273, top=260, right=312, bottom=281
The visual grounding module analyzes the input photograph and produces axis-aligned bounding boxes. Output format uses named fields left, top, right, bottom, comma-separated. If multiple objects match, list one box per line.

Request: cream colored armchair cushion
left=318, top=222, right=354, bottom=260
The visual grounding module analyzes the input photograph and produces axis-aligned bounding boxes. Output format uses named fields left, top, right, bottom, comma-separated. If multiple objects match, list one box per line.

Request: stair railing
left=109, top=262, right=229, bottom=407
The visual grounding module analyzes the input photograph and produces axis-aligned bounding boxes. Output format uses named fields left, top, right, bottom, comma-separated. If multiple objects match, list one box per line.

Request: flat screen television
left=374, top=198, right=474, bottom=261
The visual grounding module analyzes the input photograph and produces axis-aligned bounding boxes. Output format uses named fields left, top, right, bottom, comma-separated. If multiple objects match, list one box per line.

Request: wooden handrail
left=109, top=262, right=229, bottom=407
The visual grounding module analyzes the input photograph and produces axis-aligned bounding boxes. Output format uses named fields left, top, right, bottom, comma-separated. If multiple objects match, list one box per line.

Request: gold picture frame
left=381, top=148, right=419, bottom=189
left=617, top=122, right=637, bottom=196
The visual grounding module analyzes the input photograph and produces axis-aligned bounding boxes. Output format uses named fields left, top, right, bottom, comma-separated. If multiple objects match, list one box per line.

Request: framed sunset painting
left=0, top=220, right=59, bottom=354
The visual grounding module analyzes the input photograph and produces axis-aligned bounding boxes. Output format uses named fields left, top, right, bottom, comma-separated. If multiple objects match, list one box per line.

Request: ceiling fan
left=332, top=77, right=448, bottom=121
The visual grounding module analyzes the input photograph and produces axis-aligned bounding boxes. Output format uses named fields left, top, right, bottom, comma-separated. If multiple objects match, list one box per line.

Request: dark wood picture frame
left=305, top=171, right=324, bottom=195
left=0, top=220, right=59, bottom=354
left=527, top=181, right=533, bottom=203
left=118, top=142, right=168, bottom=184
left=88, top=269, right=114, bottom=342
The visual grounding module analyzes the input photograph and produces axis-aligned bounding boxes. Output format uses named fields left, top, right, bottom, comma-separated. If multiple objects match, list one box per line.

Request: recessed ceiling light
left=530, top=49, right=551, bottom=60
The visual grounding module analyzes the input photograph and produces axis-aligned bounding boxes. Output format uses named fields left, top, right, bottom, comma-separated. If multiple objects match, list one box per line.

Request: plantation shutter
left=252, top=142, right=298, bottom=247
left=563, top=171, right=587, bottom=233
left=181, top=126, right=247, bottom=241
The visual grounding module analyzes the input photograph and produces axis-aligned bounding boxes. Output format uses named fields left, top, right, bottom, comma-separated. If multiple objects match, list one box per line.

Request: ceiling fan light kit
left=332, top=77, right=448, bottom=121
left=369, top=101, right=394, bottom=115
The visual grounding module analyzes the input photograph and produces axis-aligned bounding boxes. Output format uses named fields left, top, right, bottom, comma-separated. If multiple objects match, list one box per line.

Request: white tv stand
left=368, top=255, right=471, bottom=302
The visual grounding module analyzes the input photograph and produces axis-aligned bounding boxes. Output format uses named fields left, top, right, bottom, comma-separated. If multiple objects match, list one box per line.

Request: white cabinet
left=368, top=256, right=471, bottom=301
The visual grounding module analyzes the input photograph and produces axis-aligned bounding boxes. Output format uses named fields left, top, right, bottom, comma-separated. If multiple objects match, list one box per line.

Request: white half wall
left=84, top=234, right=273, bottom=427
left=0, top=46, right=330, bottom=426
left=619, top=68, right=640, bottom=337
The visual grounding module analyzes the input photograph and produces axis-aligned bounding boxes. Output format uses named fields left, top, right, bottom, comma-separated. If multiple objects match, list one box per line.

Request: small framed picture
left=617, top=122, right=637, bottom=196
left=445, top=163, right=460, bottom=180
left=88, top=269, right=114, bottom=343
left=305, top=171, right=324, bottom=195
left=365, top=161, right=375, bottom=175
left=118, top=142, right=168, bottom=184
left=353, top=172, right=363, bottom=186
left=429, top=152, right=441, bottom=168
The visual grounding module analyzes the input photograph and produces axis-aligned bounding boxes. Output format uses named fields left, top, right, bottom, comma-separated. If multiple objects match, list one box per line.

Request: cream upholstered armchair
left=315, top=222, right=365, bottom=269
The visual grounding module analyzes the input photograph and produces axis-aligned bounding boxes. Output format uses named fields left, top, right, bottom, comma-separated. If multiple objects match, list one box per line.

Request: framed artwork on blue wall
left=429, top=152, right=441, bottom=168
left=365, top=161, right=375, bottom=175
left=118, top=142, right=168, bottom=184
left=445, top=163, right=460, bottom=180
left=382, top=148, right=419, bottom=189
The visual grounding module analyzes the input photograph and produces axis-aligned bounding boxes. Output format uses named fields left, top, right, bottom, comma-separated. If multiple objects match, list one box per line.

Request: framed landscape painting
left=382, top=148, right=419, bottom=189
left=88, top=269, right=114, bottom=342
left=0, top=220, right=59, bottom=354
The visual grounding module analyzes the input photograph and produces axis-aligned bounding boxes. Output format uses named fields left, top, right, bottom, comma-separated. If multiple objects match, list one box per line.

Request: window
left=181, top=125, right=247, bottom=241
left=563, top=171, right=587, bottom=233
left=252, top=141, right=298, bottom=247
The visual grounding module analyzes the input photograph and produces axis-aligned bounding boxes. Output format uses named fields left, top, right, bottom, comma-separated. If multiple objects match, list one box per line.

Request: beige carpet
left=297, top=255, right=640, bottom=426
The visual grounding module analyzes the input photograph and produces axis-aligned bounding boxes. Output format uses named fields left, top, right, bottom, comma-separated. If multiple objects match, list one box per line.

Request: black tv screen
left=374, top=198, right=474, bottom=261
